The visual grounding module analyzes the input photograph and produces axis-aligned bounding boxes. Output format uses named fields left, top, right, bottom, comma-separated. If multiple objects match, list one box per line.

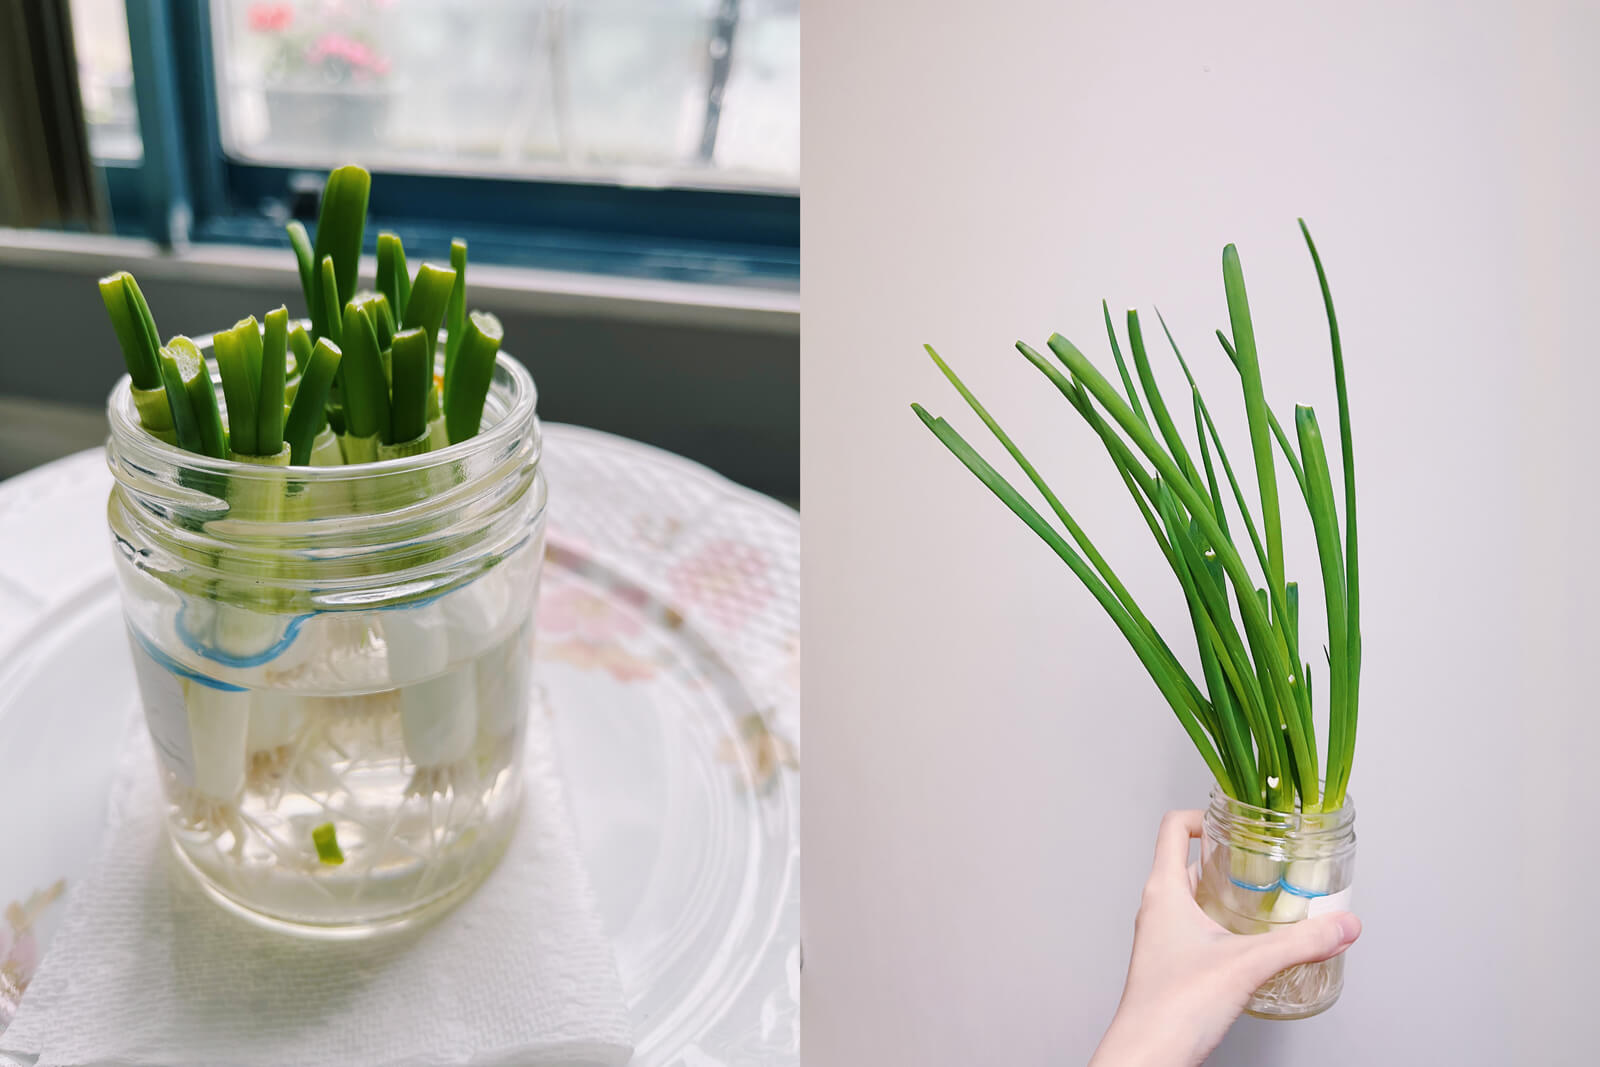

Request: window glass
left=70, top=0, right=143, bottom=161
left=210, top=0, right=799, bottom=191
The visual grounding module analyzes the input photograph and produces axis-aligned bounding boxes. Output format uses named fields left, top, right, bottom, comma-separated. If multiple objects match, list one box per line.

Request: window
left=70, top=0, right=142, bottom=161
left=78, top=0, right=798, bottom=285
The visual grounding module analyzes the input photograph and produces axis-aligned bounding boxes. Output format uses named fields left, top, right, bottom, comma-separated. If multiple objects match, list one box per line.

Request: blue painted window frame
left=107, top=0, right=798, bottom=288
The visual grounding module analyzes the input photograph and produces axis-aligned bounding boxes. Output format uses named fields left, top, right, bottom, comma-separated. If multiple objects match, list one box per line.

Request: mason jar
left=105, top=340, right=546, bottom=937
left=1194, top=787, right=1357, bottom=1019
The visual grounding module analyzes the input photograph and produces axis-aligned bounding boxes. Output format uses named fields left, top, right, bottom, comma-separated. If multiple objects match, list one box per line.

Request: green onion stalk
left=912, top=223, right=1361, bottom=906
left=100, top=163, right=515, bottom=795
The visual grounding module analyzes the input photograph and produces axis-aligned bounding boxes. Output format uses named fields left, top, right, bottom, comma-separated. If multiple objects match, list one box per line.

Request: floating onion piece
left=445, top=311, right=502, bottom=444
left=312, top=821, right=344, bottom=865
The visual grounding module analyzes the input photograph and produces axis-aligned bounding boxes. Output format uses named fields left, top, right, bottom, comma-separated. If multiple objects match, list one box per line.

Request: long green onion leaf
left=911, top=403, right=1235, bottom=795
left=1043, top=331, right=1317, bottom=807
left=1300, top=220, right=1360, bottom=809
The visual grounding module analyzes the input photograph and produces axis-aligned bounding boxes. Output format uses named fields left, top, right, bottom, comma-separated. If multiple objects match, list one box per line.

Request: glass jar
left=105, top=340, right=547, bottom=937
left=1194, top=787, right=1357, bottom=1019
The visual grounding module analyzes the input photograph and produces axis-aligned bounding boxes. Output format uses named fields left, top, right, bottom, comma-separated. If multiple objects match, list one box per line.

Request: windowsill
left=0, top=227, right=798, bottom=336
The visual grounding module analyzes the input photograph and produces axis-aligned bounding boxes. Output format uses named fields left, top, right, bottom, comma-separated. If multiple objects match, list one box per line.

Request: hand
left=1088, top=810, right=1362, bottom=1067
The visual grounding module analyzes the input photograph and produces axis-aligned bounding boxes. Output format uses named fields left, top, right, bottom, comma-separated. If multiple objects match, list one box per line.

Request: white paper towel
left=3, top=712, right=633, bottom=1067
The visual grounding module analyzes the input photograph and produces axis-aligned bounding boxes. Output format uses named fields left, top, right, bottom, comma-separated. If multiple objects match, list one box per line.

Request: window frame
left=106, top=0, right=798, bottom=287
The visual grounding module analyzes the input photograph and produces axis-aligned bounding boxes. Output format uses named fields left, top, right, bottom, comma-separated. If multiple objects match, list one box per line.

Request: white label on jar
left=129, top=634, right=196, bottom=789
left=1307, top=884, right=1354, bottom=917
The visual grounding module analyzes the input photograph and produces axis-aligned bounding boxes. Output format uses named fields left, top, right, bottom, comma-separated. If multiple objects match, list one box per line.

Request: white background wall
left=803, top=2, right=1600, bottom=1063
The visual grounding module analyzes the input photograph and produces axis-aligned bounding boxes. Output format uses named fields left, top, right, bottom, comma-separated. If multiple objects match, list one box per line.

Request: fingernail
left=1333, top=913, right=1361, bottom=943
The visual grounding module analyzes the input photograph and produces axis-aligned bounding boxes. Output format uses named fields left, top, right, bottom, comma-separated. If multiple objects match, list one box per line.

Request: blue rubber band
left=1278, top=879, right=1333, bottom=899
left=1227, top=875, right=1283, bottom=893
left=174, top=601, right=316, bottom=669
left=129, top=627, right=247, bottom=692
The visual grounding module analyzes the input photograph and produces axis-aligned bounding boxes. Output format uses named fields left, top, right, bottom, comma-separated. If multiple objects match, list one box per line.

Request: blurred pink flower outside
left=248, top=2, right=294, bottom=33
left=307, top=33, right=391, bottom=77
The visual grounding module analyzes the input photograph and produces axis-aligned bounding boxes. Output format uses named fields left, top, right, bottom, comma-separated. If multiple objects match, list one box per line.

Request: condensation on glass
left=209, top=0, right=799, bottom=191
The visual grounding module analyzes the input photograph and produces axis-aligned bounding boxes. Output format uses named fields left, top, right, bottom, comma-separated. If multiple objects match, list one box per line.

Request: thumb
left=1238, top=912, right=1361, bottom=986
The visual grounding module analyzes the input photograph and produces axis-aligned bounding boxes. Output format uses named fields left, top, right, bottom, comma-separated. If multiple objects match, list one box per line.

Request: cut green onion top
left=339, top=301, right=391, bottom=443
left=309, top=165, right=370, bottom=337
left=403, top=263, right=455, bottom=351
left=284, top=338, right=342, bottom=464
left=445, top=310, right=502, bottom=444
left=98, top=272, right=160, bottom=389
left=213, top=319, right=261, bottom=456
left=377, top=231, right=411, bottom=322
left=444, top=238, right=468, bottom=391
left=166, top=336, right=227, bottom=459
left=390, top=327, right=432, bottom=445
left=155, top=345, right=202, bottom=453
left=257, top=306, right=290, bottom=455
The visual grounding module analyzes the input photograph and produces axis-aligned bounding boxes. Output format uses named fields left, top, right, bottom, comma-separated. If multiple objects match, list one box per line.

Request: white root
left=381, top=604, right=478, bottom=770
left=183, top=679, right=251, bottom=803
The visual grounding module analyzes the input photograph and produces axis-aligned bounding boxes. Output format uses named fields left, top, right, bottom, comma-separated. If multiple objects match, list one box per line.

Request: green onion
left=286, top=220, right=315, bottom=324
left=284, top=339, right=342, bottom=465
left=155, top=344, right=203, bottom=453
left=377, top=231, right=411, bottom=321
left=444, top=239, right=468, bottom=395
left=445, top=311, right=502, bottom=444
left=312, top=821, right=344, bottom=865
left=214, top=318, right=261, bottom=457
left=912, top=224, right=1362, bottom=813
left=390, top=327, right=432, bottom=445
left=257, top=307, right=289, bottom=456
left=308, top=165, right=370, bottom=342
left=98, top=272, right=160, bottom=389
left=339, top=300, right=391, bottom=445
left=318, top=256, right=343, bottom=349
left=162, top=336, right=228, bottom=460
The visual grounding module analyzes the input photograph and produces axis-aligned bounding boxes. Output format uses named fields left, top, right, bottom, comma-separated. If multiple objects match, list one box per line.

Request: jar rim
left=105, top=327, right=539, bottom=483
left=1206, top=783, right=1355, bottom=834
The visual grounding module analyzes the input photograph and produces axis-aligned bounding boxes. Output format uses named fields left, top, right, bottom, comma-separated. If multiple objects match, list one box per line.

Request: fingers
left=1237, top=911, right=1362, bottom=985
left=1149, top=810, right=1204, bottom=889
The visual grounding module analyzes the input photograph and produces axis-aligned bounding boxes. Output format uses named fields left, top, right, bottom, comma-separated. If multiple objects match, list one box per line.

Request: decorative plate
left=0, top=425, right=799, bottom=1067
